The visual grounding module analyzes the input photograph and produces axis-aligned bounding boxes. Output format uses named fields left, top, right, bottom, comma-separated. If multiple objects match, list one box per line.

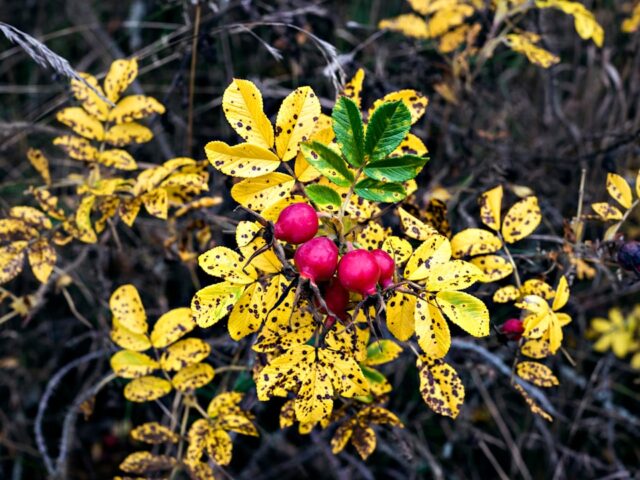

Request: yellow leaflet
left=536, top=0, right=604, bottom=47
left=253, top=294, right=315, bottom=353
left=415, top=297, right=451, bottom=358
left=521, top=337, right=550, bottom=359
left=430, top=5, right=475, bottom=37
left=390, top=133, right=428, bottom=157
left=98, top=149, right=137, bottom=170
left=622, top=3, right=640, bottom=33
left=381, top=236, right=413, bottom=266
left=230, top=172, right=295, bottom=212
left=191, top=281, right=246, bottom=328
left=521, top=279, right=555, bottom=299
left=142, top=189, right=168, bottom=219
left=479, top=185, right=503, bottom=231
left=198, top=246, right=257, bottom=284
left=450, top=228, right=502, bottom=258
left=218, top=413, right=259, bottom=437
left=404, top=234, right=452, bottom=281
left=439, top=24, right=469, bottom=53
left=552, top=276, right=569, bottom=311
left=172, top=362, right=215, bottom=392
left=513, top=383, right=553, bottom=421
left=470, top=254, right=513, bottom=282
left=123, top=375, right=172, bottom=402
left=275, top=86, right=321, bottom=161
left=516, top=361, right=559, bottom=387
left=70, top=73, right=109, bottom=121
left=341, top=68, right=365, bottom=108
left=493, top=285, right=519, bottom=303
left=205, top=140, right=280, bottom=178
left=110, top=350, right=159, bottom=379
left=386, top=291, right=416, bottom=341
left=111, top=319, right=151, bottom=351
left=506, top=33, right=560, bottom=68
left=294, top=126, right=335, bottom=183
left=31, top=189, right=65, bottom=220
left=119, top=197, right=142, bottom=227
left=160, top=338, right=211, bottom=371
left=606, top=173, right=633, bottom=209
left=27, top=238, right=56, bottom=283
left=105, top=122, right=153, bottom=146
left=207, top=391, right=244, bottom=417
left=0, top=218, right=36, bottom=241
left=425, top=260, right=483, bottom=291
left=228, top=277, right=283, bottom=340
left=501, top=196, right=541, bottom=243
left=26, top=148, right=51, bottom=185
left=417, top=356, right=464, bottom=418
left=379, top=14, right=430, bottom=39
left=236, top=221, right=281, bottom=273
left=104, top=58, right=138, bottom=103
left=369, top=89, right=428, bottom=125
left=222, top=79, right=274, bottom=149
left=108, top=95, right=165, bottom=124
left=398, top=207, right=437, bottom=240
left=56, top=107, right=104, bottom=141
left=348, top=222, right=390, bottom=250
left=0, top=241, right=28, bottom=284
left=110, top=284, right=148, bottom=334
left=591, top=202, right=623, bottom=220
left=150, top=307, right=196, bottom=348
left=130, top=422, right=178, bottom=444
left=9, top=206, right=52, bottom=230
left=119, top=451, right=176, bottom=474
left=75, top=195, right=97, bottom=243
left=436, top=291, right=490, bottom=337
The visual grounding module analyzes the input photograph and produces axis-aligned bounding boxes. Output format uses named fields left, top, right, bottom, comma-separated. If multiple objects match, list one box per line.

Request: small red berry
left=501, top=318, right=524, bottom=340
left=371, top=249, right=395, bottom=288
left=274, top=203, right=318, bottom=244
left=323, top=278, right=350, bottom=319
left=337, top=249, right=380, bottom=296
left=294, top=237, right=339, bottom=282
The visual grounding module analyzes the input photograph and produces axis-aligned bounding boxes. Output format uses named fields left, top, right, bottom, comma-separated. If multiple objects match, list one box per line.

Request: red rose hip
left=274, top=203, right=318, bottom=244
left=501, top=318, right=524, bottom=340
left=323, top=278, right=350, bottom=319
left=294, top=237, right=338, bottom=282
left=337, top=249, right=380, bottom=296
left=371, top=249, right=395, bottom=288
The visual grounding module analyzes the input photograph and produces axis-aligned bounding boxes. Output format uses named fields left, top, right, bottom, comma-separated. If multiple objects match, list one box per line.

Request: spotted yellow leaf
left=130, top=422, right=179, bottom=444
left=108, top=95, right=165, bottom=124
left=235, top=221, right=281, bottom=273
left=425, top=260, right=483, bottom=291
left=142, top=189, right=168, bottom=219
left=398, top=207, right=437, bottom=240
left=70, top=73, right=110, bottom=121
left=56, top=107, right=104, bottom=141
left=26, top=148, right=51, bottom=185
left=404, top=234, right=451, bottom=281
left=275, top=86, right=321, bottom=161
left=9, top=206, right=52, bottom=230
left=493, top=285, right=520, bottom=303
left=502, top=196, right=541, bottom=243
left=386, top=291, right=416, bottom=341
left=415, top=297, right=451, bottom=358
left=98, top=149, right=137, bottom=170
left=436, top=291, right=490, bottom=337
left=110, top=284, right=148, bottom=334
left=198, top=247, right=256, bottom=284
left=552, top=276, right=569, bottom=311
left=478, top=185, right=503, bottom=231
left=521, top=337, right=550, bottom=359
left=516, top=361, right=559, bottom=387
left=124, top=375, right=172, bottom=402
left=150, top=307, right=195, bottom=349
left=369, top=90, right=428, bottom=125
left=228, top=275, right=286, bottom=340
left=75, top=195, right=97, bottom=243
left=521, top=279, right=555, bottom=299
left=205, top=140, right=280, bottom=178
left=513, top=382, right=553, bottom=421
left=104, top=58, right=138, bottom=103
left=591, top=202, right=623, bottom=221
left=417, top=356, right=464, bottom=418
left=506, top=33, right=560, bottom=68
left=105, top=122, right=153, bottom=147
left=379, top=14, right=430, bottom=39
left=111, top=319, right=151, bottom=351
left=606, top=172, right=633, bottom=209
left=470, top=254, right=513, bottom=282
left=222, top=79, right=274, bottom=149
left=253, top=294, right=315, bottom=353
left=390, top=133, right=428, bottom=157
left=110, top=350, right=159, bottom=379
left=0, top=241, right=28, bottom=284
left=450, top=228, right=502, bottom=258
left=381, top=236, right=413, bottom=266
left=160, top=338, right=210, bottom=371
left=27, top=238, right=56, bottom=283
left=191, top=281, right=245, bottom=328
left=172, top=362, right=215, bottom=392
left=230, top=172, right=295, bottom=212
left=341, top=68, right=364, bottom=108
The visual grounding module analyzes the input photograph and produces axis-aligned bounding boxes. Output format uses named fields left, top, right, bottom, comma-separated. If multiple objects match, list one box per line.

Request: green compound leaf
left=364, top=154, right=429, bottom=182
left=354, top=178, right=406, bottom=203
left=300, top=141, right=354, bottom=187
left=332, top=96, right=365, bottom=167
left=364, top=101, right=412, bottom=162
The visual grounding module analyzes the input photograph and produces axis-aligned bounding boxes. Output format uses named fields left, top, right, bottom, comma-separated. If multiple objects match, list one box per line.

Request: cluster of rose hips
left=273, top=203, right=395, bottom=324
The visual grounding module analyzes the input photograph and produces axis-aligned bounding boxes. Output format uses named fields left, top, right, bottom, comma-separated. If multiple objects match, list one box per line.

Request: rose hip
left=274, top=203, right=318, bottom=244
left=501, top=318, right=524, bottom=341
left=323, top=278, right=350, bottom=319
left=337, top=249, right=380, bottom=296
left=294, top=237, right=339, bottom=282
left=371, top=249, right=395, bottom=288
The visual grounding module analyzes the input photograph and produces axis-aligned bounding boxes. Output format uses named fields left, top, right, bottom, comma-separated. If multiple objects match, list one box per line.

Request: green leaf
left=332, top=96, right=365, bottom=167
left=364, top=154, right=429, bottom=182
left=354, top=178, right=406, bottom=203
left=364, top=101, right=412, bottom=162
left=300, top=141, right=354, bottom=188
left=305, top=184, right=342, bottom=209
left=360, top=365, right=386, bottom=384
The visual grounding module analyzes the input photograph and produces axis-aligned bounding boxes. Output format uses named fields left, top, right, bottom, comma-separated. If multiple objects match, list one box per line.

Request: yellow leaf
left=9, top=206, right=52, bottom=230
left=425, top=260, right=483, bottom=291
left=379, top=14, right=430, bottom=39
left=275, top=86, right=321, bottom=161
left=294, top=127, right=334, bottom=182
left=172, top=362, right=215, bottom=392
left=26, top=148, right=51, bottom=185
left=191, top=281, right=246, bottom=328
left=369, top=89, right=428, bottom=125
left=110, top=350, right=159, bottom=379
left=521, top=279, right=555, bottom=299
left=98, top=149, right=137, bottom=170
left=130, top=422, right=179, bottom=444
left=142, top=189, right=168, bottom=219
left=415, top=297, right=451, bottom=358
left=552, top=276, right=569, bottom=311
left=470, top=254, right=513, bottom=282
left=124, top=375, right=172, bottom=402
left=501, top=196, right=541, bottom=243
left=591, top=202, right=623, bottom=220
left=150, top=307, right=195, bottom=348
left=104, top=58, right=138, bottom=103
left=438, top=24, right=470, bottom=53
left=478, top=185, right=503, bottom=231
left=622, top=3, right=640, bottom=33
left=198, top=247, right=256, bottom=284
left=493, top=285, right=519, bottom=303
left=436, top=291, right=490, bottom=337
left=398, top=207, right=437, bottom=240
left=516, top=361, right=559, bottom=387
left=108, top=95, right=165, bottom=124
left=161, top=338, right=210, bottom=371
left=536, top=0, right=603, bottom=47
left=364, top=340, right=403, bottom=366
left=606, top=172, right=633, bottom=209
left=54, top=134, right=100, bottom=161
left=513, top=383, right=553, bottom=421
left=253, top=294, right=315, bottom=353
left=235, top=221, right=281, bottom=273
left=381, top=236, right=413, bottom=266
left=27, top=238, right=56, bottom=283
left=506, top=33, right=560, bottom=68
left=110, top=284, right=148, bottom=334
left=390, top=133, right=428, bottom=157
left=386, top=291, right=417, bottom=341
left=56, top=107, right=104, bottom=141
left=119, top=450, right=176, bottom=474
left=75, top=195, right=97, bottom=243
left=207, top=391, right=244, bottom=417
left=341, top=68, right=365, bottom=108
left=348, top=222, right=390, bottom=251
left=105, top=122, right=153, bottom=146
left=404, top=234, right=451, bottom=281
left=111, top=319, right=151, bottom=351
left=429, top=4, right=475, bottom=37
left=70, top=73, right=110, bottom=121
left=230, top=172, right=295, bottom=212
left=205, top=140, right=280, bottom=178
left=31, top=189, right=65, bottom=220
left=521, top=337, right=550, bottom=359
left=417, top=356, right=465, bottom=418
left=222, top=79, right=274, bottom=149
left=0, top=241, right=27, bottom=284
left=228, top=275, right=285, bottom=340
left=450, top=228, right=502, bottom=258
left=119, top=197, right=142, bottom=227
